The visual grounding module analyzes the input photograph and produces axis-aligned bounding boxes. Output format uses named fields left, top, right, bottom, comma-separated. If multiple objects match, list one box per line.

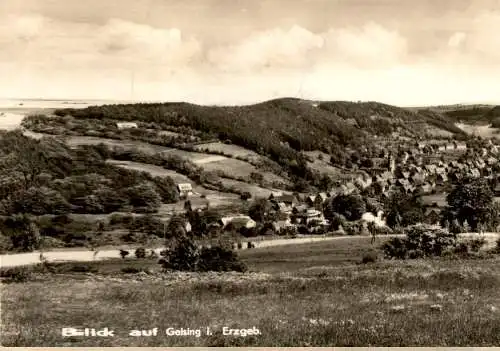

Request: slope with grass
left=2, top=236, right=499, bottom=347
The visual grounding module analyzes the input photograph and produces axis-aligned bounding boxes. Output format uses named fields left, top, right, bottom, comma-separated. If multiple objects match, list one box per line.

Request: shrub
left=382, top=237, right=408, bottom=259
left=197, top=246, right=247, bottom=272
left=135, top=247, right=146, bottom=259
left=240, top=192, right=252, bottom=201
left=247, top=241, right=254, bottom=249
left=468, top=238, right=486, bottom=252
left=159, top=236, right=246, bottom=272
left=68, top=264, right=99, bottom=273
left=383, top=225, right=458, bottom=260
left=361, top=251, right=378, bottom=264
left=0, top=267, right=33, bottom=283
left=119, top=249, right=130, bottom=259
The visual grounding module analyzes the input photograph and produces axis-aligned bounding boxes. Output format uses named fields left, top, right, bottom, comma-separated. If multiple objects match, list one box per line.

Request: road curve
left=1, top=233, right=498, bottom=268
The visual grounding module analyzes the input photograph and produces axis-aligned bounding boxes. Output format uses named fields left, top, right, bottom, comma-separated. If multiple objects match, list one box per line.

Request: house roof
left=271, top=194, right=297, bottom=203
left=177, top=183, right=193, bottom=191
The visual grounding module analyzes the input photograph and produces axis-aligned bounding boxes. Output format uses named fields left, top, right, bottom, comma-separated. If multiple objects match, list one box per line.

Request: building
left=116, top=122, right=138, bottom=129
left=177, top=183, right=193, bottom=197
left=219, top=215, right=256, bottom=230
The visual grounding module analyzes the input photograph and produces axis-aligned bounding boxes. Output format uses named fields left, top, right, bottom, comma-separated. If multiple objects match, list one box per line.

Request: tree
left=240, top=192, right=252, bottom=201
left=2, top=214, right=41, bottom=252
left=384, top=191, right=424, bottom=228
left=119, top=249, right=129, bottom=259
left=325, top=194, right=366, bottom=221
left=248, top=198, right=275, bottom=223
left=165, top=215, right=187, bottom=240
left=126, top=182, right=162, bottom=213
left=446, top=177, right=494, bottom=230
left=135, top=247, right=146, bottom=259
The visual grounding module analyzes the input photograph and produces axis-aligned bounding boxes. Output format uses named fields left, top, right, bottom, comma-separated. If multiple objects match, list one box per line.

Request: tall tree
left=446, top=177, right=495, bottom=230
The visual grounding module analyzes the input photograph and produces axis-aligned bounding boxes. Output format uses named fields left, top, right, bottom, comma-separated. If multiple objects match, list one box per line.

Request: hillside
left=51, top=98, right=464, bottom=177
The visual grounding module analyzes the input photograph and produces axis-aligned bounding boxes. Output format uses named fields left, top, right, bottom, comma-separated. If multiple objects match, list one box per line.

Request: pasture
left=198, top=158, right=289, bottom=185
left=455, top=122, right=500, bottom=139
left=2, top=236, right=499, bottom=347
left=304, top=151, right=343, bottom=176
left=218, top=178, right=288, bottom=198
left=194, top=142, right=262, bottom=161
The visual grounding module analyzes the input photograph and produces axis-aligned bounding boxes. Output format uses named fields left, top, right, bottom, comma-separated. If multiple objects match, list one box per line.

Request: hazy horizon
left=2, top=0, right=500, bottom=106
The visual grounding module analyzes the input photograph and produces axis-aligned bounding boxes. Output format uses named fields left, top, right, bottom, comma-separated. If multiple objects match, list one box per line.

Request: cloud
left=97, top=18, right=202, bottom=67
left=322, top=22, right=408, bottom=67
left=207, top=25, right=324, bottom=73
left=0, top=10, right=500, bottom=105
left=448, top=32, right=466, bottom=48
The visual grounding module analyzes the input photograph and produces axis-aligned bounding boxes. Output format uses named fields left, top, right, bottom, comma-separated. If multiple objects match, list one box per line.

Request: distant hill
left=52, top=98, right=464, bottom=178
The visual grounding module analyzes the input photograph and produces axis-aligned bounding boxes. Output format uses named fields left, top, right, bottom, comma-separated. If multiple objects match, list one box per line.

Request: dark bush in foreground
left=0, top=267, right=33, bottom=283
left=119, top=249, right=129, bottom=259
left=66, top=264, right=99, bottom=273
left=135, top=247, right=146, bottom=259
left=361, top=251, right=378, bottom=264
left=159, top=236, right=247, bottom=272
left=197, top=246, right=247, bottom=272
left=382, top=225, right=458, bottom=259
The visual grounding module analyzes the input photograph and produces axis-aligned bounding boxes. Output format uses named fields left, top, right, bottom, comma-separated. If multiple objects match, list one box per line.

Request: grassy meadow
left=2, top=236, right=500, bottom=347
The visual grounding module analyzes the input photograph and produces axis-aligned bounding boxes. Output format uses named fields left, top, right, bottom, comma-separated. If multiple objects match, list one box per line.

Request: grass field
left=304, top=151, right=343, bottom=176
left=218, top=178, right=287, bottom=198
left=65, top=135, right=174, bottom=154
left=199, top=158, right=289, bottom=184
left=2, top=236, right=499, bottom=347
left=105, top=160, right=193, bottom=183
left=194, top=142, right=262, bottom=161
left=455, top=122, right=500, bottom=139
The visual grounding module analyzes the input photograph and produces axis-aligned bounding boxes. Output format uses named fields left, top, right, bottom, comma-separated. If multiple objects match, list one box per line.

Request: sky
left=1, top=0, right=500, bottom=106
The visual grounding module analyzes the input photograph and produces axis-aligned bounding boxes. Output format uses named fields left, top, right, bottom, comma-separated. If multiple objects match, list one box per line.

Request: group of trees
left=0, top=132, right=180, bottom=217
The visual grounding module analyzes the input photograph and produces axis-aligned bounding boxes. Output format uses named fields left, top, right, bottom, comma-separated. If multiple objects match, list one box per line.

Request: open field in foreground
left=2, top=236, right=500, bottom=347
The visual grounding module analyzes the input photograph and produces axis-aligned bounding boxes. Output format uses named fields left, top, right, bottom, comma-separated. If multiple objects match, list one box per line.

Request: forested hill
left=52, top=98, right=464, bottom=177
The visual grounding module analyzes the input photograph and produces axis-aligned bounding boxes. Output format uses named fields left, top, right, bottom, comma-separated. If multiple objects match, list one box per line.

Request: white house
left=177, top=183, right=193, bottom=197
left=116, top=122, right=138, bottom=129
left=219, top=215, right=256, bottom=229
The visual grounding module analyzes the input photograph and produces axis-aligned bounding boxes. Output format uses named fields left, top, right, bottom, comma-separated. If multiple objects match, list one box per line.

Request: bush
left=240, top=192, right=252, bottom=200
left=197, top=246, right=247, bottom=272
left=67, top=264, right=99, bottom=273
left=159, top=236, right=247, bottom=272
left=135, top=247, right=146, bottom=259
left=0, top=267, right=33, bottom=283
left=382, top=237, right=408, bottom=259
left=361, top=251, right=378, bottom=264
left=119, top=249, right=130, bottom=259
left=382, top=225, right=458, bottom=260
left=468, top=238, right=486, bottom=252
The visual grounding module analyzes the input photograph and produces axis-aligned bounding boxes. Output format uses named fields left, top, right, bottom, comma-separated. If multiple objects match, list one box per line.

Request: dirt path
left=2, top=233, right=497, bottom=268
left=0, top=235, right=383, bottom=268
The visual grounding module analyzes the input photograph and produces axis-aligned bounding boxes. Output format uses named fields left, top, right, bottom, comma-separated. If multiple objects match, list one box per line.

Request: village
left=173, top=135, right=500, bottom=238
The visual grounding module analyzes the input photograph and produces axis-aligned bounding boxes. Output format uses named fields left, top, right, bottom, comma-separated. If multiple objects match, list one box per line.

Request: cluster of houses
left=173, top=136, right=500, bottom=235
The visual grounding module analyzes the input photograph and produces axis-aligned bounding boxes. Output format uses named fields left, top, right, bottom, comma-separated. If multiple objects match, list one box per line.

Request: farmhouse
left=177, top=183, right=193, bottom=197
left=116, top=122, right=138, bottom=129
left=269, top=194, right=298, bottom=206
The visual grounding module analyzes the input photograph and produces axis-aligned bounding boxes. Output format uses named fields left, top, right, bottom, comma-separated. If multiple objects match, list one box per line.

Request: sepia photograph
left=1, top=0, right=500, bottom=347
